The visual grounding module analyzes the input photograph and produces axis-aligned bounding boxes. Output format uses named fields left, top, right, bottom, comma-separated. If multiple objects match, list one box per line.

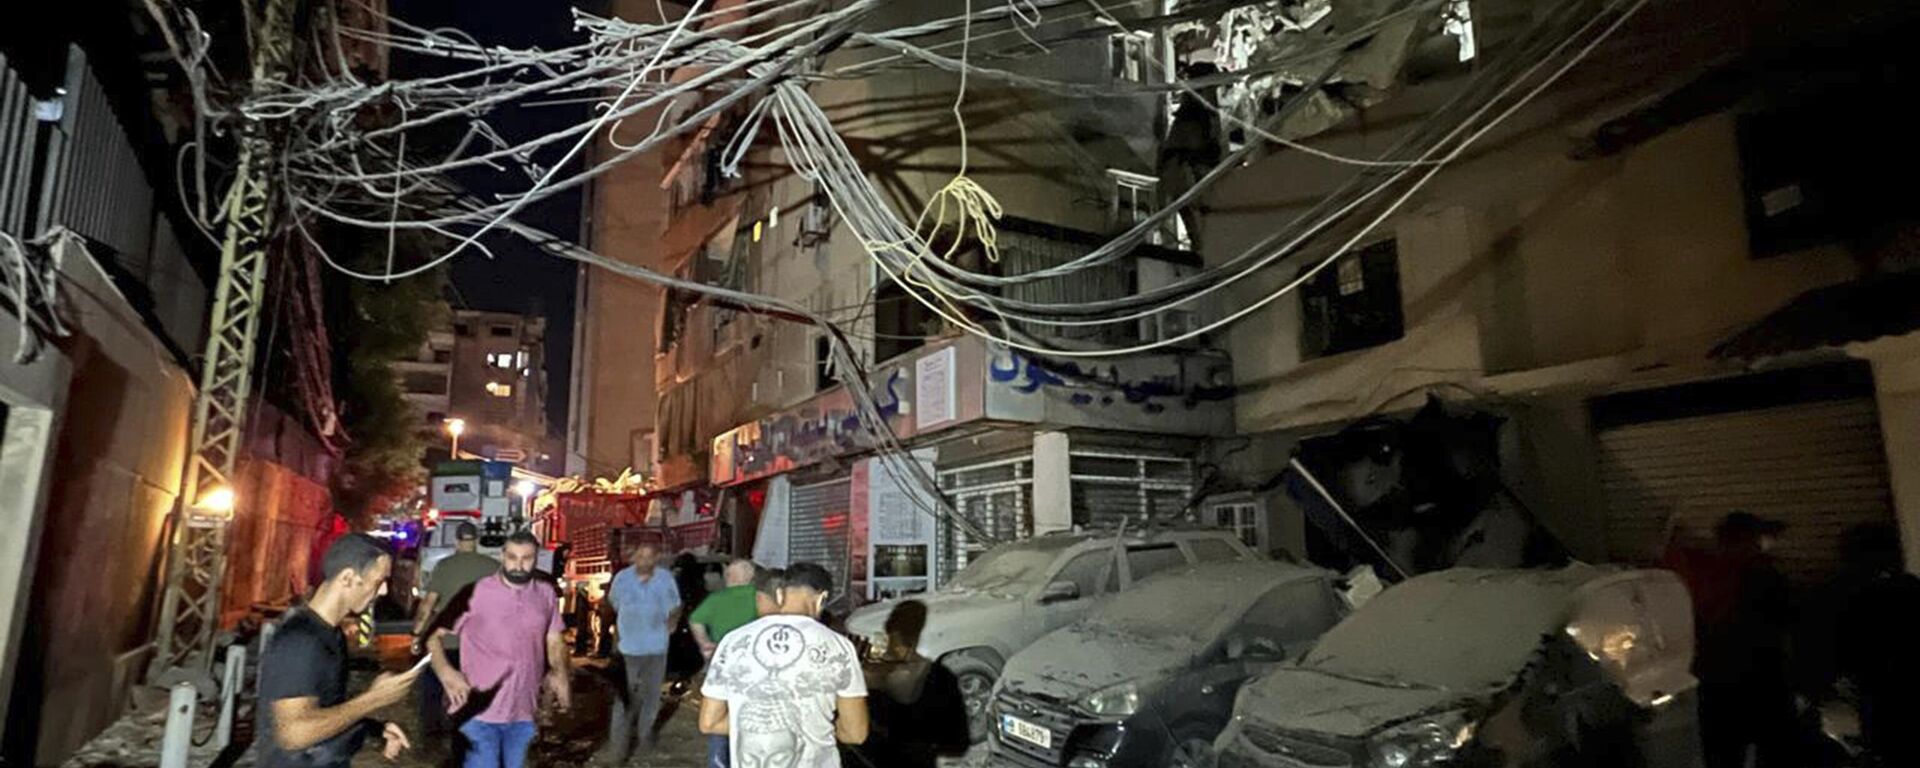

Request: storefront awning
left=1711, top=271, right=1920, bottom=360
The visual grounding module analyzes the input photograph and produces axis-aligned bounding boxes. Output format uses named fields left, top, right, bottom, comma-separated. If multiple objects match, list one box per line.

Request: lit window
left=1445, top=0, right=1476, bottom=62
left=487, top=352, right=515, bottom=369
left=486, top=381, right=514, bottom=398
left=1109, top=32, right=1153, bottom=83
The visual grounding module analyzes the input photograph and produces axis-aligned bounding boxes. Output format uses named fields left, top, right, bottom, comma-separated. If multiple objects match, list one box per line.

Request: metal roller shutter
left=1598, top=398, right=1895, bottom=583
left=789, top=478, right=853, bottom=595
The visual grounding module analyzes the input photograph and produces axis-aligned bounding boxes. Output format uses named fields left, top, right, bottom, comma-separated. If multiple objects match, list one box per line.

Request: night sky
left=387, top=0, right=590, bottom=437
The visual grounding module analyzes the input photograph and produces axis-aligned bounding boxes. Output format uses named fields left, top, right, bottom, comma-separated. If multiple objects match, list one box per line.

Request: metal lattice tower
left=149, top=0, right=301, bottom=687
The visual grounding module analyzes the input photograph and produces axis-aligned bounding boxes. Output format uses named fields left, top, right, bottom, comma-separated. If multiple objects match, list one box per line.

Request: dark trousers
left=418, top=649, right=462, bottom=750
left=602, top=654, right=668, bottom=761
left=1700, top=678, right=1797, bottom=768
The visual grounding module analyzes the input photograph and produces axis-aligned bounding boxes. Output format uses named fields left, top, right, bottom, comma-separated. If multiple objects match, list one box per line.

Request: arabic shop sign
left=984, top=348, right=1236, bottom=436
left=711, top=340, right=978, bottom=486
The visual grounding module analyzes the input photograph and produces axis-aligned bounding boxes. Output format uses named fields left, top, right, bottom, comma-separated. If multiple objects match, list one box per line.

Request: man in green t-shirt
left=689, top=559, right=760, bottom=657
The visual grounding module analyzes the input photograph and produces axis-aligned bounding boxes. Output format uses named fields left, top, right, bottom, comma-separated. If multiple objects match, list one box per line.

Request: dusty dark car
left=847, top=528, right=1260, bottom=739
left=1216, top=566, right=1699, bottom=768
left=991, top=560, right=1348, bottom=768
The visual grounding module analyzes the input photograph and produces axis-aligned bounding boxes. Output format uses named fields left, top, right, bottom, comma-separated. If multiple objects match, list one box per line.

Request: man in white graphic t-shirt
left=701, top=563, right=868, bottom=768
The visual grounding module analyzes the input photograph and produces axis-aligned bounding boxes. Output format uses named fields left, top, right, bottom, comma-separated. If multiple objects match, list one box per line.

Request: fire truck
left=419, top=460, right=557, bottom=582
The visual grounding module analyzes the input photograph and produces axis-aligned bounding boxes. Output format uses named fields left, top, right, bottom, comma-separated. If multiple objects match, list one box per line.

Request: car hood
left=1001, top=624, right=1192, bottom=701
left=847, top=590, right=1023, bottom=653
left=1235, top=667, right=1488, bottom=740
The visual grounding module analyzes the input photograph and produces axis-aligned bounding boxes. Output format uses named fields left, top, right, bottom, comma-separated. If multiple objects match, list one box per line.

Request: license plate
left=1001, top=714, right=1051, bottom=749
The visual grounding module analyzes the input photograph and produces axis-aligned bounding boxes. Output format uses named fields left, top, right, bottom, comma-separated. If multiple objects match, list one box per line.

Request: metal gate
left=788, top=477, right=853, bottom=595
left=1069, top=450, right=1194, bottom=528
left=1598, top=398, right=1895, bottom=583
left=937, top=456, right=1034, bottom=584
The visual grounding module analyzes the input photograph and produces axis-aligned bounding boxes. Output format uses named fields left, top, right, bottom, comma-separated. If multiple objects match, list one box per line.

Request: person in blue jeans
left=428, top=532, right=571, bottom=768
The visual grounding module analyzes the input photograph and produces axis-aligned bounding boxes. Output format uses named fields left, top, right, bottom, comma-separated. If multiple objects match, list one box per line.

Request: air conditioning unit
left=798, top=195, right=834, bottom=247
left=1136, top=258, right=1203, bottom=346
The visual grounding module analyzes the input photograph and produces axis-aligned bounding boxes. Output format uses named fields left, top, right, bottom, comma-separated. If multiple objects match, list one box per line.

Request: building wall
left=220, top=403, right=338, bottom=624
left=448, top=309, right=551, bottom=467
left=0, top=246, right=194, bottom=766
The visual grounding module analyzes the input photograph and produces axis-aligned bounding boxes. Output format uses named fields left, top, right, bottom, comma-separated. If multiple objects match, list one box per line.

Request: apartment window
left=1444, top=0, right=1477, bottom=61
left=453, top=322, right=472, bottom=337
left=489, top=325, right=514, bottom=338
left=1209, top=500, right=1262, bottom=549
left=487, top=352, right=516, bottom=369
left=432, top=349, right=452, bottom=364
left=1299, top=239, right=1404, bottom=360
left=485, top=381, right=514, bottom=398
left=1109, top=32, right=1153, bottom=83
left=814, top=335, right=836, bottom=392
left=402, top=371, right=448, bottom=395
left=1107, top=169, right=1184, bottom=247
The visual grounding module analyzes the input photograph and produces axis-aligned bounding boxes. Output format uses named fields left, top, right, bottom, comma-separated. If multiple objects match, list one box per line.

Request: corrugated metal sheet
left=2, top=52, right=40, bottom=236
left=1598, top=399, right=1895, bottom=583
left=49, top=53, right=153, bottom=257
left=789, top=477, right=853, bottom=595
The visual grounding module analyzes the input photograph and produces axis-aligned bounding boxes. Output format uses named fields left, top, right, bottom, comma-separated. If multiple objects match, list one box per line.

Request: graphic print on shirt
left=705, top=617, right=865, bottom=768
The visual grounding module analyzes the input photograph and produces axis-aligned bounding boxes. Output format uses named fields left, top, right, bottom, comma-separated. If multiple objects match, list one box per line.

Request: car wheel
left=1170, top=735, right=1219, bottom=768
left=942, top=654, right=1000, bottom=743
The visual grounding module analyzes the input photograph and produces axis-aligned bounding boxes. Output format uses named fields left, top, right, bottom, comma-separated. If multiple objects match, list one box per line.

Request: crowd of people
left=1663, top=512, right=1920, bottom=767
left=253, top=527, right=966, bottom=768
left=253, top=508, right=1920, bottom=768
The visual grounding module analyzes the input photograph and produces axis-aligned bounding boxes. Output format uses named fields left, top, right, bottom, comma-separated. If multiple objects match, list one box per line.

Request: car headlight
left=1080, top=681, right=1141, bottom=717
left=1369, top=710, right=1476, bottom=767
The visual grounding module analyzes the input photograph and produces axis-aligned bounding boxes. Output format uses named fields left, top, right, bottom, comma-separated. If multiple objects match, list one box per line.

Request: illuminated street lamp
left=194, top=484, right=237, bottom=519
left=445, top=417, right=466, bottom=458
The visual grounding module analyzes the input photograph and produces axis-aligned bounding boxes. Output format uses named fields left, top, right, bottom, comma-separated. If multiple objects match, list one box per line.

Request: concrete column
left=1864, top=340, right=1920, bottom=573
left=1032, top=432, right=1072, bottom=535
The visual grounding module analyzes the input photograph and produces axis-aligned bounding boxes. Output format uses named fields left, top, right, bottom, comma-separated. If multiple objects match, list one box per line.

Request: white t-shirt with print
left=702, top=614, right=868, bottom=768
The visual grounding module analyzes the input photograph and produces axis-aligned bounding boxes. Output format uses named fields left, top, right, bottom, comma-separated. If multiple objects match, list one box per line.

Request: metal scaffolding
left=148, top=0, right=301, bottom=688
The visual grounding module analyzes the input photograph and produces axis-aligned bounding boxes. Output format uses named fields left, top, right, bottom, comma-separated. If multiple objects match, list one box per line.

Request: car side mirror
left=1039, top=581, right=1081, bottom=604
left=1226, top=635, right=1285, bottom=662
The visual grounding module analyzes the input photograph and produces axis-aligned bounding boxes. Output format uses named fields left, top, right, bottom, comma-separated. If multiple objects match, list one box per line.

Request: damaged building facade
left=1200, top=0, right=1920, bottom=580
left=570, top=0, right=1920, bottom=605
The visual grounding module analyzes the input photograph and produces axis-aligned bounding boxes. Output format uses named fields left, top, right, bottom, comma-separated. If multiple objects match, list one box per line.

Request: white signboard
left=915, top=346, right=957, bottom=430
left=753, top=475, right=793, bottom=567
left=868, top=456, right=927, bottom=545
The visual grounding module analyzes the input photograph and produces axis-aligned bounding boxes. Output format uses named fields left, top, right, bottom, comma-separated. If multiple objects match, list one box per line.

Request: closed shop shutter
left=788, top=478, right=853, bottom=595
left=1598, top=398, right=1894, bottom=583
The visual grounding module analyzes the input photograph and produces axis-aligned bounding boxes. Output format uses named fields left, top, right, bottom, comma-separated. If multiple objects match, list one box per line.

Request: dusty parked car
left=991, top=560, right=1348, bottom=768
left=846, top=527, right=1259, bottom=739
left=1216, top=566, right=1699, bottom=768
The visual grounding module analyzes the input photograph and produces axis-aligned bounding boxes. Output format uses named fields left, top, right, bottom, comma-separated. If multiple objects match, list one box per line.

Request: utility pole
left=149, top=0, right=302, bottom=689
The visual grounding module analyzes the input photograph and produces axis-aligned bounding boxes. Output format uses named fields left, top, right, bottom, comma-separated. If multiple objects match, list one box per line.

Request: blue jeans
left=460, top=720, right=536, bottom=768
left=707, top=734, right=730, bottom=768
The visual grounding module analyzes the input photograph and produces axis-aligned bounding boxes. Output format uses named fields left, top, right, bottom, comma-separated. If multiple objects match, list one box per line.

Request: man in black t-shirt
left=258, top=533, right=422, bottom=767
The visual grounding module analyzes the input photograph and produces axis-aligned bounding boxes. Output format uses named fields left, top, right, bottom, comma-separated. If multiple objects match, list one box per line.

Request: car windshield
left=1078, top=565, right=1267, bottom=645
left=948, top=537, right=1083, bottom=596
left=1299, top=568, right=1586, bottom=691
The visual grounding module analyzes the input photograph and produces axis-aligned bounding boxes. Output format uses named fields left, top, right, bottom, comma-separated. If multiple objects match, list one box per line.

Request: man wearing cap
left=414, top=522, right=500, bottom=756
left=1693, top=511, right=1795, bottom=768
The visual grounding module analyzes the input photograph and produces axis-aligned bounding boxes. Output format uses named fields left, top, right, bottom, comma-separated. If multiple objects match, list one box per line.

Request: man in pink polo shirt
left=428, top=531, right=571, bottom=768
